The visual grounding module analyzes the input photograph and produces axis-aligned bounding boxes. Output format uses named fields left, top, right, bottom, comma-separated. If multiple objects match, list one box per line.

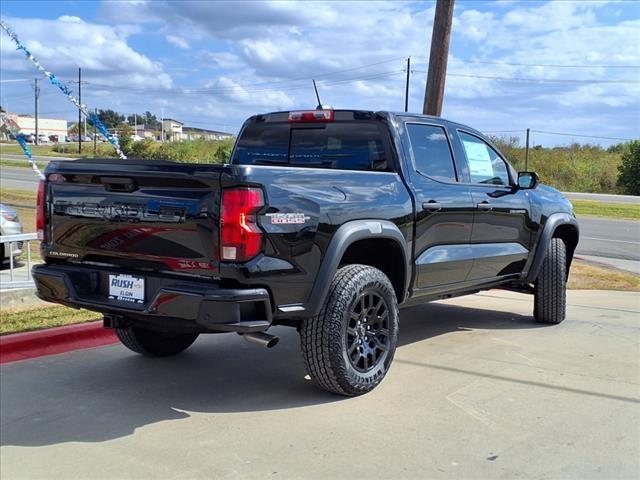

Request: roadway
left=0, top=166, right=41, bottom=192
left=1, top=153, right=76, bottom=163
left=577, top=216, right=640, bottom=262
left=564, top=191, right=640, bottom=205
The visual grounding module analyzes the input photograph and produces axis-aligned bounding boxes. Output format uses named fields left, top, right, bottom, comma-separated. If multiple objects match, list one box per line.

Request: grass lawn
left=572, top=200, right=640, bottom=221
left=0, top=143, right=82, bottom=158
left=0, top=187, right=36, bottom=205
left=0, top=158, right=49, bottom=170
left=0, top=305, right=100, bottom=336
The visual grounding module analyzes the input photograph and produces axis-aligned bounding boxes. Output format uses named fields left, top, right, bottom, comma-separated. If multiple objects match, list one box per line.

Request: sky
left=0, top=0, right=639, bottom=146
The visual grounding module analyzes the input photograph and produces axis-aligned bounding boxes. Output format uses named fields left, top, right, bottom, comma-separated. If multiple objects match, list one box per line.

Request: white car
left=0, top=204, right=23, bottom=262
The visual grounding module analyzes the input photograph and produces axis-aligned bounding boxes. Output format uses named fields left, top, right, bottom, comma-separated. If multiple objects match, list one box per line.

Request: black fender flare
left=301, top=220, right=410, bottom=318
left=524, top=213, right=579, bottom=283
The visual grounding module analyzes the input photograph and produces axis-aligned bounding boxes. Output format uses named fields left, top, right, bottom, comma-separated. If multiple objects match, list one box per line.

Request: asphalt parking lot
left=1, top=290, right=639, bottom=479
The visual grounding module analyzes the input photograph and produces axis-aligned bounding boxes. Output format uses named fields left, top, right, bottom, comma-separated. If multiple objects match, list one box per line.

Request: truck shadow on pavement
left=1, top=302, right=542, bottom=447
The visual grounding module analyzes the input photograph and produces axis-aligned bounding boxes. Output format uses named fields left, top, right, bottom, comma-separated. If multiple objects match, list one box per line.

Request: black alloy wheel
left=346, top=290, right=390, bottom=372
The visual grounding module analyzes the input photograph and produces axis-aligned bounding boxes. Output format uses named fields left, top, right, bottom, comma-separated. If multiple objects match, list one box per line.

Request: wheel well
left=339, top=238, right=406, bottom=301
left=553, top=224, right=579, bottom=275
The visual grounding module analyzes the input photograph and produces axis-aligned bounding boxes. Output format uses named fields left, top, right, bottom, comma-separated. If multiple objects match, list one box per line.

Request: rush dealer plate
left=108, top=274, right=145, bottom=304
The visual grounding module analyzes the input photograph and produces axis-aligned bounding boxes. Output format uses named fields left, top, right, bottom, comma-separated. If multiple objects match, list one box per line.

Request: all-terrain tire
left=300, top=264, right=399, bottom=396
left=534, top=237, right=567, bottom=324
left=116, top=325, right=199, bottom=357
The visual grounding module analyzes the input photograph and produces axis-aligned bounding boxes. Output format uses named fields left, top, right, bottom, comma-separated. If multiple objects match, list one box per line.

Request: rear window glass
left=233, top=122, right=390, bottom=171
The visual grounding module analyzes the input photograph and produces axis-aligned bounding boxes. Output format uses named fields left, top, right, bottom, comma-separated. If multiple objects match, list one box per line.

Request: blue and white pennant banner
left=0, top=112, right=45, bottom=179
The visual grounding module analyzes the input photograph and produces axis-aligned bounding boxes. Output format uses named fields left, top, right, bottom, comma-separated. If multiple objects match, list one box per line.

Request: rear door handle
left=476, top=201, right=493, bottom=211
left=422, top=201, right=442, bottom=212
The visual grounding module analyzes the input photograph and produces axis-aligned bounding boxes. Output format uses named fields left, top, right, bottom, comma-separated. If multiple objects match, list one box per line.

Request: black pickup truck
left=33, top=109, right=579, bottom=396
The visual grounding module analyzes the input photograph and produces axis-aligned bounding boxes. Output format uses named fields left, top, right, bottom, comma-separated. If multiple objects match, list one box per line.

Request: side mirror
left=518, top=171, right=539, bottom=189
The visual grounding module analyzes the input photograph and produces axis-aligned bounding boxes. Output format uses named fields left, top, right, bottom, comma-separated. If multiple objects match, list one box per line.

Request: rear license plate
left=108, top=274, right=145, bottom=304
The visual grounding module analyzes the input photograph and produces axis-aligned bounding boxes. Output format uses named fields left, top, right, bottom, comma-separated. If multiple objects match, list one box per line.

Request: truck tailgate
left=44, top=160, right=223, bottom=277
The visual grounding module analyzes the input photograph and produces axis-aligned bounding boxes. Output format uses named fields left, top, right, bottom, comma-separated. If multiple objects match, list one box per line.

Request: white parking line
left=581, top=236, right=640, bottom=245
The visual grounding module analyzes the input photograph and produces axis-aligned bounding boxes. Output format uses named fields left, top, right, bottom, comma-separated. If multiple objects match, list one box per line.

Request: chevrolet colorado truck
left=33, top=109, right=579, bottom=396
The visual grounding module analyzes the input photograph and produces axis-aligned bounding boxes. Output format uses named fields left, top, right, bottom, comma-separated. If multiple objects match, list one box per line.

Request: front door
left=455, top=131, right=533, bottom=280
left=402, top=122, right=476, bottom=291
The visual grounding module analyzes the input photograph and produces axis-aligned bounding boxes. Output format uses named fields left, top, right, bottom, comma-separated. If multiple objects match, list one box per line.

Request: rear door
left=401, top=122, right=475, bottom=291
left=453, top=130, right=533, bottom=280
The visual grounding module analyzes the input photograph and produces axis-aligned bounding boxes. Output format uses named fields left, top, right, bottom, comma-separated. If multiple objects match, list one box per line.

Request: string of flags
left=0, top=19, right=128, bottom=167
left=0, top=112, right=45, bottom=179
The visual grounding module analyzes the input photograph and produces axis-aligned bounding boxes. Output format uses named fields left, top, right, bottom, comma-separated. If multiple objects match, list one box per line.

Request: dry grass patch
left=568, top=259, right=640, bottom=291
left=0, top=188, right=36, bottom=206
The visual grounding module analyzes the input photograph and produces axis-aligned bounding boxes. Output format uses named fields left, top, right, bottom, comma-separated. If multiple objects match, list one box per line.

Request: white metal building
left=6, top=113, right=68, bottom=141
left=181, top=126, right=233, bottom=141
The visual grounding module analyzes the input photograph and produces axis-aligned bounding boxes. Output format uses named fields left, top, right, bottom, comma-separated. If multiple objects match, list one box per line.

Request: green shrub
left=91, top=136, right=236, bottom=163
left=129, top=138, right=158, bottom=159
left=617, top=141, right=640, bottom=195
left=154, top=137, right=233, bottom=163
left=490, top=136, right=624, bottom=193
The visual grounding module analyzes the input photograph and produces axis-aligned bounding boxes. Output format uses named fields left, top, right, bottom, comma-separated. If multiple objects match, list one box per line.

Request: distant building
left=158, top=118, right=233, bottom=142
left=162, top=118, right=183, bottom=142
left=6, top=113, right=68, bottom=142
left=132, top=125, right=158, bottom=140
left=181, top=126, right=233, bottom=141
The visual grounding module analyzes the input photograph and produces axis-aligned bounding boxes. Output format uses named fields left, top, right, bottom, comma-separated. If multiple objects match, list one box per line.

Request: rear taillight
left=220, top=188, right=264, bottom=262
left=36, top=180, right=46, bottom=240
left=288, top=110, right=334, bottom=122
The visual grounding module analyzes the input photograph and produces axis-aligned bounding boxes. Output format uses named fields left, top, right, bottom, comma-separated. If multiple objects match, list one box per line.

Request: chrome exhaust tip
left=242, top=332, right=279, bottom=349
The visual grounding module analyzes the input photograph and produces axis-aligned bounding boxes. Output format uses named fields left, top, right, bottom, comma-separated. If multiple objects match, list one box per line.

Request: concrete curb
left=0, top=320, right=117, bottom=364
left=0, top=287, right=44, bottom=308
left=575, top=255, right=640, bottom=276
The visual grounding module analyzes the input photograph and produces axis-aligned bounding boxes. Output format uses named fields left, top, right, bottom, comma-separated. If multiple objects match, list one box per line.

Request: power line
left=461, top=60, right=640, bottom=69
left=411, top=55, right=640, bottom=68
left=483, top=130, right=524, bottom=134
left=530, top=130, right=634, bottom=141
left=81, top=70, right=405, bottom=96
left=445, top=72, right=639, bottom=84
left=72, top=58, right=408, bottom=95
left=215, top=55, right=408, bottom=88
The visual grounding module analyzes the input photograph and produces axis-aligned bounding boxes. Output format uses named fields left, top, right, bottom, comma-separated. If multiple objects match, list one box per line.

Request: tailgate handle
left=101, top=177, right=137, bottom=192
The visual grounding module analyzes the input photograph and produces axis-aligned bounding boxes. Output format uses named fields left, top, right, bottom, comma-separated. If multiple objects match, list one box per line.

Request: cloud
left=0, top=15, right=172, bottom=89
left=197, top=51, right=243, bottom=69
left=2, top=1, right=638, bottom=145
left=166, top=35, right=190, bottom=49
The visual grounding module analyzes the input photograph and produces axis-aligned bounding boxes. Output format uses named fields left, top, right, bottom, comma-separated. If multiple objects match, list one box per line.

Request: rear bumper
left=32, top=264, right=273, bottom=334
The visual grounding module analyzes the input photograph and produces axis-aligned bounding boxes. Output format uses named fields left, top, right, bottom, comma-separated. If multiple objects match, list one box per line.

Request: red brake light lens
left=36, top=180, right=46, bottom=239
left=288, top=110, right=334, bottom=123
left=220, top=188, right=264, bottom=262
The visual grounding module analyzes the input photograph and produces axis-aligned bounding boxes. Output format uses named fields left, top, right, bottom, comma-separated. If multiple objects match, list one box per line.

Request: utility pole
left=525, top=128, right=530, bottom=171
left=404, top=57, right=411, bottom=112
left=33, top=78, right=40, bottom=145
left=423, top=0, right=455, bottom=116
left=161, top=108, right=164, bottom=142
left=93, top=107, right=97, bottom=155
left=78, top=67, right=82, bottom=153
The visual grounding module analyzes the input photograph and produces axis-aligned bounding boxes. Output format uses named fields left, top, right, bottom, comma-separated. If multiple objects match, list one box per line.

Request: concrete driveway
left=1, top=290, right=639, bottom=479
